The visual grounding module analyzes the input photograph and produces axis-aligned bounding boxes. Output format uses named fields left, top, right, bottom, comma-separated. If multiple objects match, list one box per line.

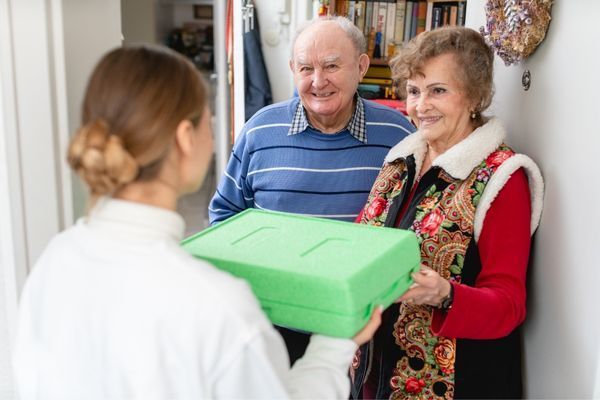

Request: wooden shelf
left=327, top=0, right=467, bottom=104
left=369, top=58, right=392, bottom=66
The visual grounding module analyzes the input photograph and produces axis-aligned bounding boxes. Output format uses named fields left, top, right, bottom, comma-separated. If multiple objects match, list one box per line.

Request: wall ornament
left=480, top=0, right=553, bottom=67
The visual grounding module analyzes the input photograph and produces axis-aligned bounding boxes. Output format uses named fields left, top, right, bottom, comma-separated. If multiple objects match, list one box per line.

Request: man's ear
left=174, top=119, right=195, bottom=157
left=289, top=58, right=295, bottom=73
left=358, top=53, right=370, bottom=79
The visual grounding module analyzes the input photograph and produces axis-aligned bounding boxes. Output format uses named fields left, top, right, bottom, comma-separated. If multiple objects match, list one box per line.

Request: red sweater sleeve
left=355, top=209, right=364, bottom=223
left=431, top=168, right=531, bottom=339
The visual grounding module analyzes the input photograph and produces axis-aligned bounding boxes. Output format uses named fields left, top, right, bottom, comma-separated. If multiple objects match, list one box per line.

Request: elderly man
left=208, top=16, right=415, bottom=362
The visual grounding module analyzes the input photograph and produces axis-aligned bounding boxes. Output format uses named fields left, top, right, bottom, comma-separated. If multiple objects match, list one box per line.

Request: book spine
left=348, top=1, right=356, bottom=22
left=425, top=0, right=433, bottom=31
left=416, top=0, right=427, bottom=35
left=432, top=5, right=442, bottom=29
left=361, top=77, right=393, bottom=84
left=457, top=1, right=466, bottom=26
left=372, top=2, right=380, bottom=36
left=385, top=2, right=396, bottom=58
left=376, top=2, right=388, bottom=56
left=367, top=27, right=376, bottom=57
left=364, top=65, right=392, bottom=78
left=449, top=4, right=458, bottom=26
left=334, top=0, right=343, bottom=16
left=410, top=1, right=419, bottom=39
left=343, top=0, right=350, bottom=17
left=364, top=1, right=374, bottom=35
left=442, top=4, right=451, bottom=26
left=403, top=1, right=413, bottom=42
left=356, top=1, right=367, bottom=32
left=393, top=0, right=407, bottom=44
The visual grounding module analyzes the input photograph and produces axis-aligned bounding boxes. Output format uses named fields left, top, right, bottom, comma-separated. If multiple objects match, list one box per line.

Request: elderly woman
left=352, top=27, right=544, bottom=399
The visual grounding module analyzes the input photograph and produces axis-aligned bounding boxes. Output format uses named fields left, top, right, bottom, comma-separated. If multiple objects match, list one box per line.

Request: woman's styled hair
left=391, top=26, right=494, bottom=126
left=67, top=45, right=207, bottom=197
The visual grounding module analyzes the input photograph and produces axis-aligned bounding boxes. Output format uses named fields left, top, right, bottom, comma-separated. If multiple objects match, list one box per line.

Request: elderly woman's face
left=405, top=53, right=474, bottom=151
left=290, top=22, right=368, bottom=126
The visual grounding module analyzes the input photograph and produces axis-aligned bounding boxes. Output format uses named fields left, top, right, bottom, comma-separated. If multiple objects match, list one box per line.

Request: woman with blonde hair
left=13, top=44, right=381, bottom=399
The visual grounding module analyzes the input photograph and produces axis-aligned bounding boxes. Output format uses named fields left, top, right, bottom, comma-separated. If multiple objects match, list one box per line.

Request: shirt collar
left=288, top=95, right=367, bottom=143
left=86, top=197, right=186, bottom=242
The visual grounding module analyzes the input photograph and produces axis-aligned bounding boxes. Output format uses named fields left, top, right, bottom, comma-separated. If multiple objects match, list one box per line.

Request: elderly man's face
left=290, top=22, right=369, bottom=128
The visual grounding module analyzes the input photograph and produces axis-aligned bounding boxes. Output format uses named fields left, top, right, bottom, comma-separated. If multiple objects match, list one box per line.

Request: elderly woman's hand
left=399, top=267, right=452, bottom=307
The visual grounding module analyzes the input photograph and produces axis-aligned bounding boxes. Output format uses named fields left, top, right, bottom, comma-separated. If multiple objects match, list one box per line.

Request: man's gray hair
left=290, top=16, right=367, bottom=59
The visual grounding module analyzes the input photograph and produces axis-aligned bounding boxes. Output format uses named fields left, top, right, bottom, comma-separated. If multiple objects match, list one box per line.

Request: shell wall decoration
left=480, top=0, right=553, bottom=66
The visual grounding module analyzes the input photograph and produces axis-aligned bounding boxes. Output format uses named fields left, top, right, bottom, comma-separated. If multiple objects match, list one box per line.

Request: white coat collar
left=86, top=197, right=186, bottom=242
left=384, top=117, right=506, bottom=180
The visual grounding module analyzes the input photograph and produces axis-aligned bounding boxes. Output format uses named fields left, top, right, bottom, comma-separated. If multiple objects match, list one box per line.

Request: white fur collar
left=384, top=118, right=506, bottom=180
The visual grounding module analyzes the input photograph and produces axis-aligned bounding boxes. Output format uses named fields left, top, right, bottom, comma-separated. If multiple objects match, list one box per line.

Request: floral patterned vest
left=351, top=144, right=516, bottom=400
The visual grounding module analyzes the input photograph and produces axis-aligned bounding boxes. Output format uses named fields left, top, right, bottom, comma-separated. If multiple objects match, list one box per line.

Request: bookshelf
left=322, top=0, right=467, bottom=108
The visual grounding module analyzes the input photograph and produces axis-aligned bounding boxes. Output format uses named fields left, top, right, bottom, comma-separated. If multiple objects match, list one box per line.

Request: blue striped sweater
left=209, top=97, right=414, bottom=224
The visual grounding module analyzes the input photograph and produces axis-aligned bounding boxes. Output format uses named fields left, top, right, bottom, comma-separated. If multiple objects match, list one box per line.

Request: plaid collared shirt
left=288, top=95, right=368, bottom=143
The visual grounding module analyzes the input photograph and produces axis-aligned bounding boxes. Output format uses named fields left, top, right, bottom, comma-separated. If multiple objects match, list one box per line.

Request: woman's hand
left=399, top=267, right=452, bottom=307
left=352, top=305, right=383, bottom=346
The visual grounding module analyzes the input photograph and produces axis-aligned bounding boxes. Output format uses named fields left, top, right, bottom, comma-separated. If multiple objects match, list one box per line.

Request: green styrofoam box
left=181, top=209, right=421, bottom=338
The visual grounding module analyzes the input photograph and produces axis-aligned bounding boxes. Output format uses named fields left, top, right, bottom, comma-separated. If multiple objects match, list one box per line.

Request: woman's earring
left=470, top=110, right=477, bottom=119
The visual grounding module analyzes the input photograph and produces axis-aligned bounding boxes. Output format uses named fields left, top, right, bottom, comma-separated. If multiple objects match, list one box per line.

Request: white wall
left=62, top=0, right=123, bottom=218
left=253, top=0, right=294, bottom=102
left=8, top=0, right=66, bottom=275
left=122, top=0, right=156, bottom=44
left=466, top=2, right=600, bottom=398
left=0, top=2, right=122, bottom=398
left=0, top=2, right=30, bottom=396
left=253, top=0, right=314, bottom=103
left=0, top=46, right=18, bottom=398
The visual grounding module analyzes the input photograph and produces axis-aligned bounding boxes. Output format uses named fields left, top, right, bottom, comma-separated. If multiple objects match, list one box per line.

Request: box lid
left=182, top=209, right=420, bottom=336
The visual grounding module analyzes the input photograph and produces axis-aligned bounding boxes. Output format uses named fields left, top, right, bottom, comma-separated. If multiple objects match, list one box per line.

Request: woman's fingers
left=400, top=278, right=446, bottom=306
left=353, top=305, right=383, bottom=345
left=399, top=268, right=448, bottom=305
left=411, top=269, right=439, bottom=287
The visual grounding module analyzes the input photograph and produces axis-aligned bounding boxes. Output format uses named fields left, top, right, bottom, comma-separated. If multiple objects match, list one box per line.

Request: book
left=335, top=0, right=348, bottom=17
left=376, top=2, right=388, bottom=56
left=365, top=65, right=392, bottom=78
left=442, top=4, right=451, bottom=26
left=371, top=2, right=380, bottom=38
left=393, top=1, right=407, bottom=44
left=425, top=1, right=434, bottom=31
left=457, top=1, right=466, bottom=26
left=416, top=0, right=427, bottom=35
left=364, top=1, right=374, bottom=36
left=367, top=27, right=376, bottom=57
left=326, top=0, right=334, bottom=13
left=403, top=1, right=413, bottom=42
left=410, top=0, right=419, bottom=39
left=356, top=1, right=367, bottom=32
left=449, top=5, right=458, bottom=25
left=348, top=1, right=356, bottom=24
left=361, top=77, right=393, bottom=85
left=432, top=5, right=442, bottom=29
left=385, top=2, right=397, bottom=58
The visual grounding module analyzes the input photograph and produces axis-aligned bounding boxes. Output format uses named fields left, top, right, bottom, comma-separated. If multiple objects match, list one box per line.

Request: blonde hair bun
left=68, top=120, right=139, bottom=195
